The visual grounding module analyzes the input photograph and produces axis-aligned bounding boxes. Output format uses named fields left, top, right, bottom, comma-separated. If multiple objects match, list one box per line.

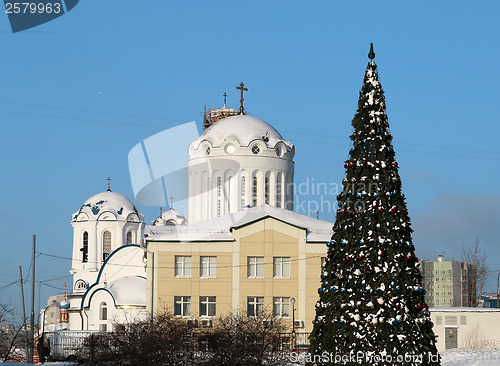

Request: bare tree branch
left=462, top=236, right=488, bottom=307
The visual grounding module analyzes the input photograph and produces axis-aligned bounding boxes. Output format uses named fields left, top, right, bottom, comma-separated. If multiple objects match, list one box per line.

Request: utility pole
left=19, top=266, right=29, bottom=362
left=150, top=250, right=155, bottom=328
left=29, top=235, right=36, bottom=364
left=496, top=272, right=500, bottom=309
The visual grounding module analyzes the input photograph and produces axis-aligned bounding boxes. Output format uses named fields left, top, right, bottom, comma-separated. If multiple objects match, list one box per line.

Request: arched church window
left=228, top=175, right=234, bottom=213
left=126, top=231, right=132, bottom=244
left=82, top=232, right=88, bottom=263
left=265, top=176, right=269, bottom=205
left=100, top=302, right=108, bottom=331
left=252, top=176, right=258, bottom=207
left=240, top=176, right=246, bottom=209
left=285, top=174, right=293, bottom=210
left=103, top=231, right=111, bottom=261
left=217, top=177, right=222, bottom=217
left=74, top=280, right=87, bottom=291
left=100, top=302, right=108, bottom=320
left=206, top=177, right=210, bottom=218
left=276, top=173, right=282, bottom=208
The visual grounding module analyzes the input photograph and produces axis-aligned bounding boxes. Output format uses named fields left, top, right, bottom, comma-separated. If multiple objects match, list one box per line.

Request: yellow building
left=144, top=205, right=332, bottom=334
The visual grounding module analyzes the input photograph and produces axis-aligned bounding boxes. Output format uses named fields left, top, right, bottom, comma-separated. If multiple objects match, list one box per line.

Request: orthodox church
left=48, top=85, right=332, bottom=332
left=63, top=186, right=147, bottom=331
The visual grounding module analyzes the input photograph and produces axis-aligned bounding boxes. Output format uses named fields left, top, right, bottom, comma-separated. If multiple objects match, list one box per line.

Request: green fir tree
left=309, top=47, right=440, bottom=365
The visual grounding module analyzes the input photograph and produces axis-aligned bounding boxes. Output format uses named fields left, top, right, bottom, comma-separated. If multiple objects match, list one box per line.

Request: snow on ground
left=9, top=351, right=500, bottom=365
left=286, top=351, right=500, bottom=365
left=441, top=350, right=500, bottom=365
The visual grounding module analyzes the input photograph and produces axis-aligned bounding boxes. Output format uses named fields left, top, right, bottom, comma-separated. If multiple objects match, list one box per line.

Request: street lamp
left=290, top=297, right=296, bottom=349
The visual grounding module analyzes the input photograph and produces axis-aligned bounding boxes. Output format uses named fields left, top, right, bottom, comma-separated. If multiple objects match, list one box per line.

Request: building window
left=206, top=177, right=210, bottom=218
left=247, top=257, right=264, bottom=278
left=445, top=316, right=457, bottom=325
left=217, top=177, right=222, bottom=217
left=82, top=231, right=88, bottom=263
left=174, top=296, right=191, bottom=317
left=247, top=297, right=264, bottom=317
left=252, top=145, right=260, bottom=154
left=240, top=176, right=246, bottom=209
left=273, top=257, right=290, bottom=278
left=74, top=280, right=87, bottom=291
left=200, top=256, right=217, bottom=278
left=252, top=176, right=257, bottom=207
left=175, top=256, right=192, bottom=277
left=276, top=173, right=282, bottom=208
left=103, top=231, right=111, bottom=261
left=265, top=176, right=269, bottom=204
left=273, top=297, right=290, bottom=318
left=199, top=296, right=216, bottom=317
left=100, top=302, right=108, bottom=321
left=126, top=231, right=132, bottom=244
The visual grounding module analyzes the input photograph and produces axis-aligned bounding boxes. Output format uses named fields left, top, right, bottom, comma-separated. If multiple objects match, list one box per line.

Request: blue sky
left=1, top=1, right=500, bottom=314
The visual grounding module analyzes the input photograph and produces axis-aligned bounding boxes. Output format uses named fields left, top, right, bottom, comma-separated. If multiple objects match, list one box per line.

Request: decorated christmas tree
left=308, top=45, right=440, bottom=365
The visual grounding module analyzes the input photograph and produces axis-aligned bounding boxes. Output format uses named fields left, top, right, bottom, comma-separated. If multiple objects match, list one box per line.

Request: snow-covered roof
left=191, top=115, right=293, bottom=150
left=152, top=208, right=188, bottom=226
left=80, top=245, right=147, bottom=310
left=145, top=204, right=333, bottom=243
left=430, top=307, right=500, bottom=313
left=72, top=191, right=144, bottom=222
left=107, top=276, right=146, bottom=307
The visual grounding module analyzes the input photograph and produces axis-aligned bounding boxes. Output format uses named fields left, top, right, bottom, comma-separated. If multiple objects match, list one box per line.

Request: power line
left=0, top=100, right=186, bottom=124
left=36, top=250, right=321, bottom=270
left=40, top=282, right=65, bottom=291
left=37, top=274, right=72, bottom=283
left=0, top=280, right=19, bottom=292
left=0, top=109, right=169, bottom=130
left=0, top=100, right=499, bottom=161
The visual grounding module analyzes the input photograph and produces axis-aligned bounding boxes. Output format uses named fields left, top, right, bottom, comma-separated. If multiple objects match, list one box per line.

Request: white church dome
left=72, top=191, right=143, bottom=222
left=152, top=208, right=188, bottom=226
left=187, top=113, right=295, bottom=224
left=191, top=115, right=292, bottom=149
left=107, top=276, right=146, bottom=307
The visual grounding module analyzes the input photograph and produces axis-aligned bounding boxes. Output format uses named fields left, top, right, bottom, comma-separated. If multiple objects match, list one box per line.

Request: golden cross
left=64, top=283, right=67, bottom=295
left=160, top=207, right=163, bottom=215
left=107, top=177, right=112, bottom=191
left=170, top=195, right=174, bottom=209
left=236, top=82, right=248, bottom=114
